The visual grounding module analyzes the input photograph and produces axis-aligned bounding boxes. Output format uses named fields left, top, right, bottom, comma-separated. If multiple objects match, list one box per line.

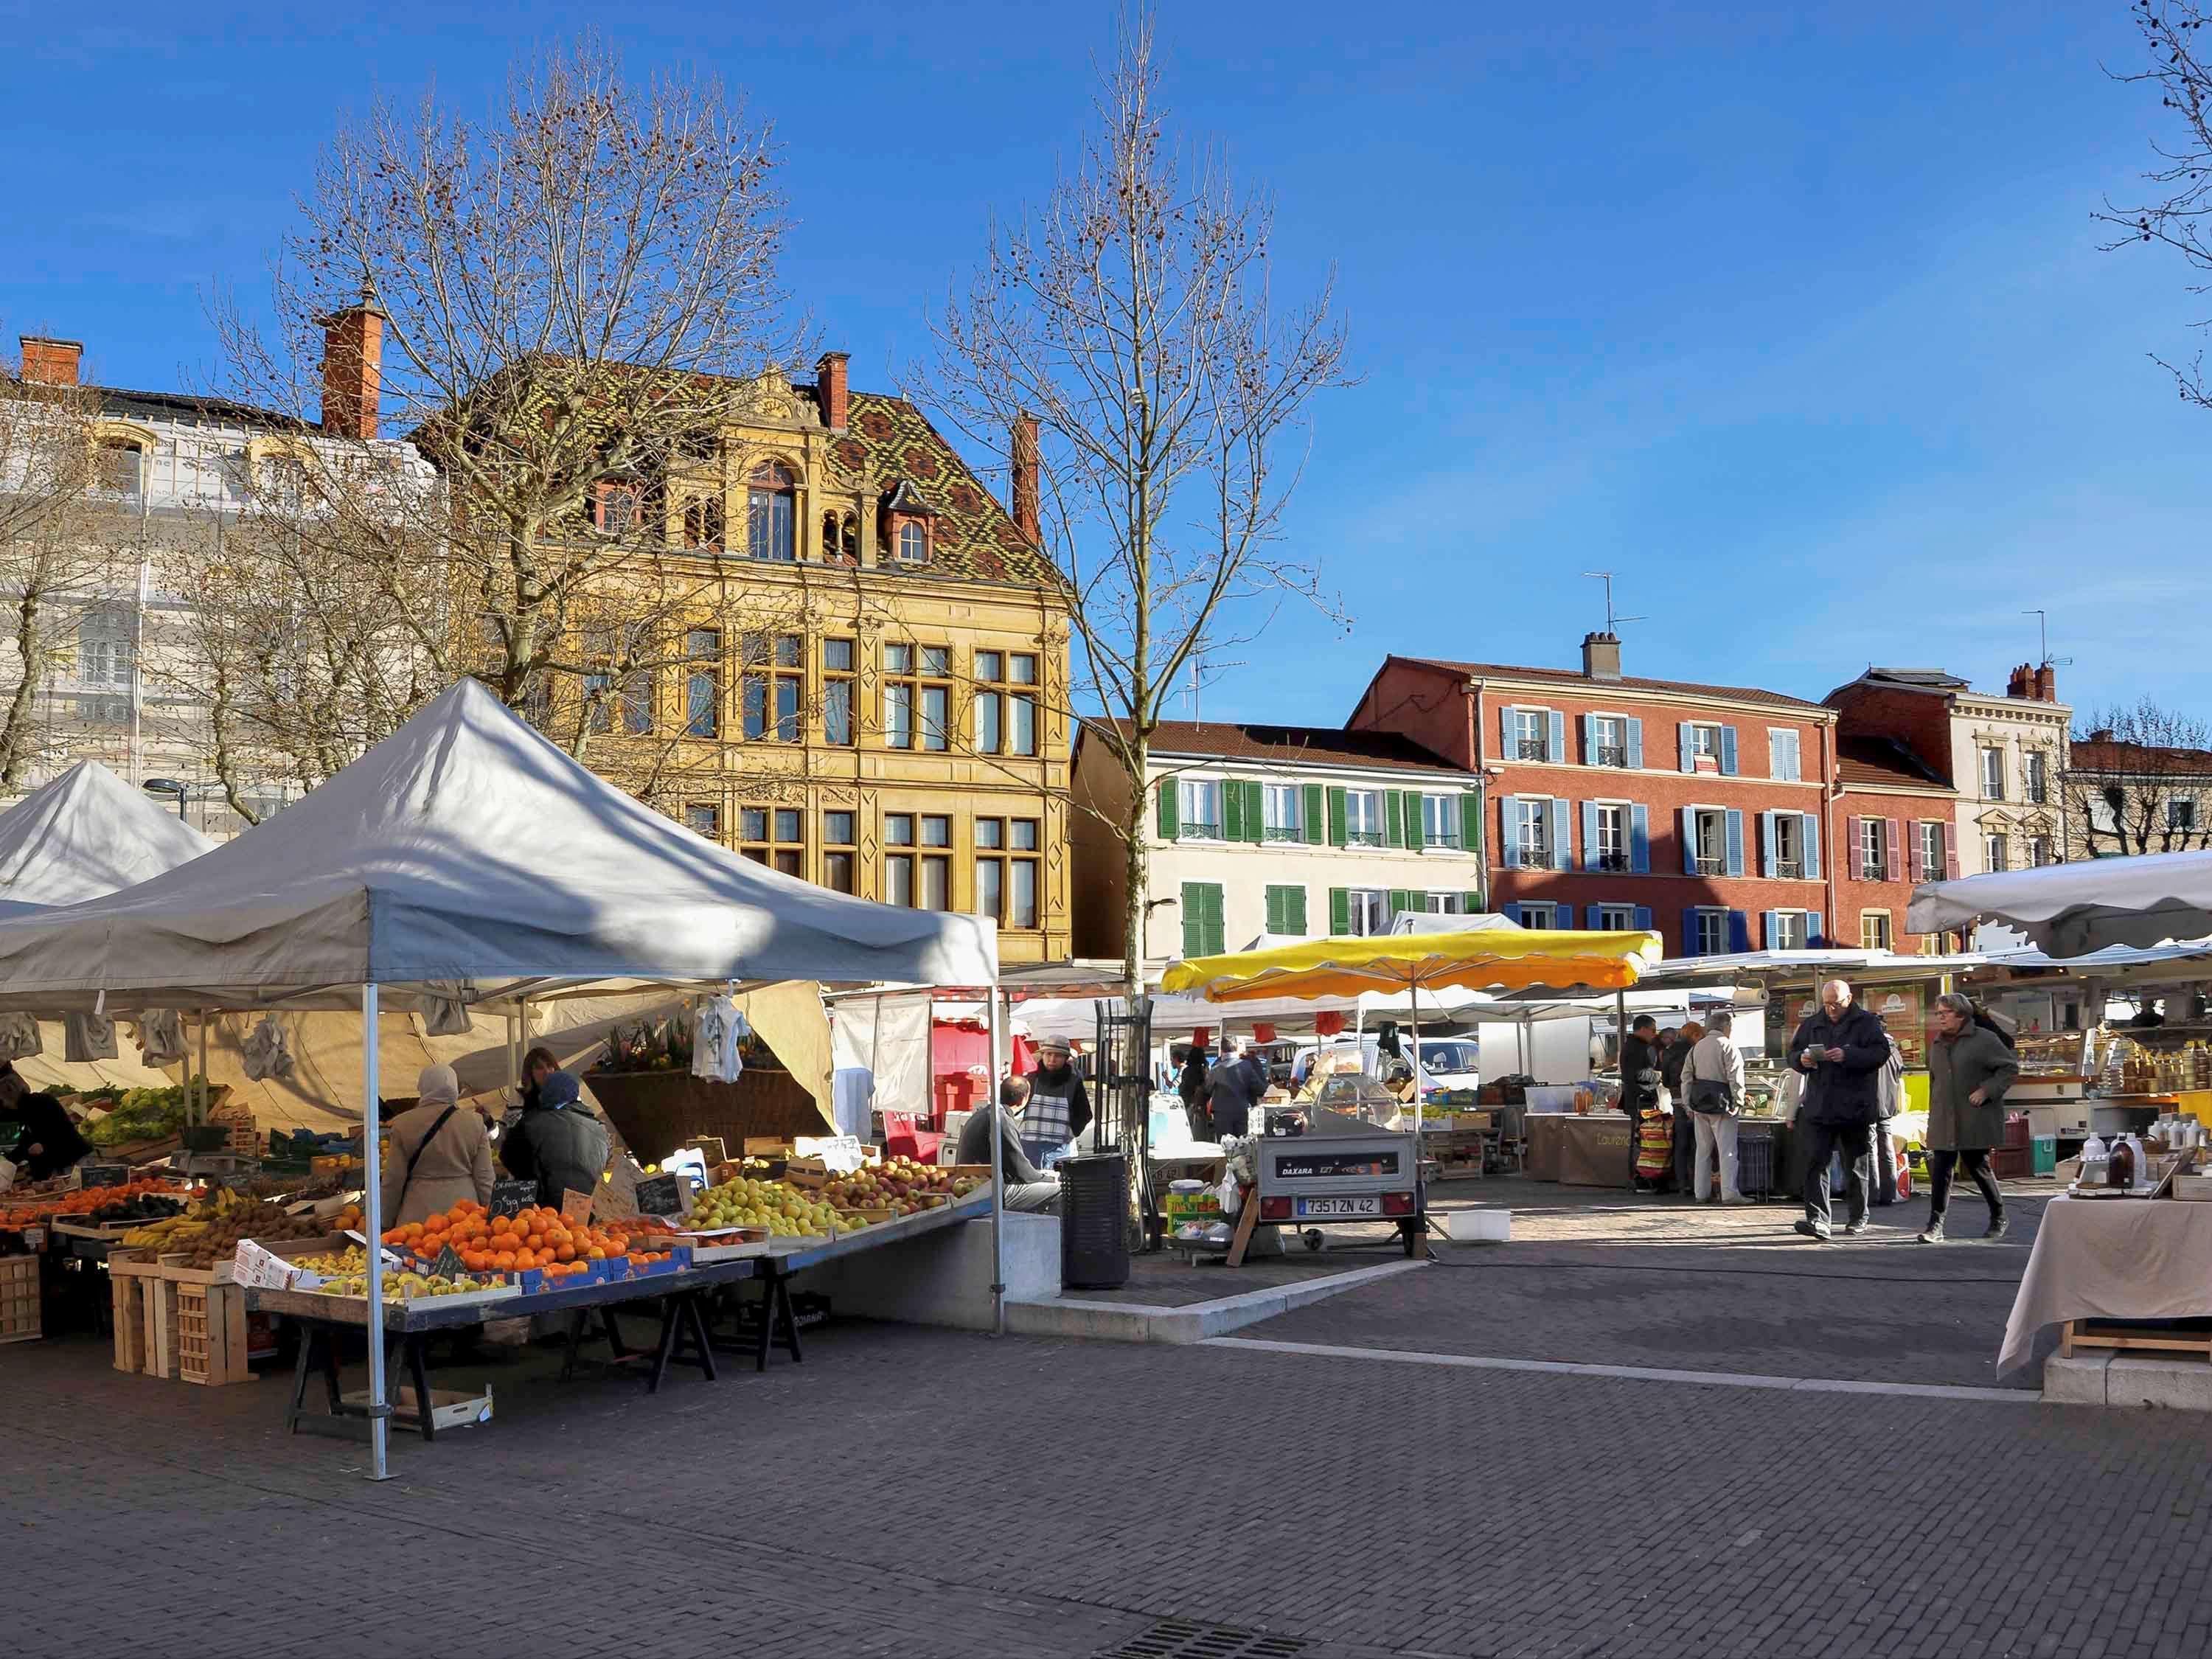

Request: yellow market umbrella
left=1163, top=928, right=1662, bottom=1194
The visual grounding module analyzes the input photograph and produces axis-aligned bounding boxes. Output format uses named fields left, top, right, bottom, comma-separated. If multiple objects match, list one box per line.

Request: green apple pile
left=685, top=1175, right=841, bottom=1237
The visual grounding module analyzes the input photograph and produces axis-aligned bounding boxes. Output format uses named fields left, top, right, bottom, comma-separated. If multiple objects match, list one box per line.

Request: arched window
left=97, top=438, right=144, bottom=495
left=747, top=460, right=797, bottom=561
left=897, top=521, right=927, bottom=563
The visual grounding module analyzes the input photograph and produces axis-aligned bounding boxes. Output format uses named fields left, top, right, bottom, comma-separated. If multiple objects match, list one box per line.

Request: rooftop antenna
left=1582, top=571, right=1646, bottom=634
left=2022, top=609, right=2074, bottom=669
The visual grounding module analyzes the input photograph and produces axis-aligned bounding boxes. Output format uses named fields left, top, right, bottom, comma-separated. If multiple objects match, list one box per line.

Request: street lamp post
left=141, top=777, right=190, bottom=821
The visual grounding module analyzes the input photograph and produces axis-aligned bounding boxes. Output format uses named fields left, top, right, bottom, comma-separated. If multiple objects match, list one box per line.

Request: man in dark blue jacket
left=1787, top=981, right=1891, bottom=1241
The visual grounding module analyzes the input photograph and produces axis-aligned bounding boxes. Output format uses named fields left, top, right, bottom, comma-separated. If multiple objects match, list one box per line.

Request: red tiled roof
left=2069, top=739, right=2212, bottom=776
left=1088, top=719, right=1470, bottom=776
left=1397, top=655, right=1828, bottom=712
left=1836, top=735, right=1948, bottom=790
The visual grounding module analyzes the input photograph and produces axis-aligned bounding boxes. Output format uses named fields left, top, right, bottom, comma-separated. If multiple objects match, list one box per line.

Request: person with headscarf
left=0, top=1062, right=90, bottom=1180
left=378, top=1063, right=495, bottom=1226
left=1921, top=992, right=2020, bottom=1243
left=498, top=1068, right=611, bottom=1209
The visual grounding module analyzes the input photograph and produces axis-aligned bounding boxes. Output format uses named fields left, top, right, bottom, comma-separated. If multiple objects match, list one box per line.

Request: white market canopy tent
left=0, top=758, right=213, bottom=917
left=0, top=678, right=996, bottom=1012
left=1909, top=849, right=2212, bottom=958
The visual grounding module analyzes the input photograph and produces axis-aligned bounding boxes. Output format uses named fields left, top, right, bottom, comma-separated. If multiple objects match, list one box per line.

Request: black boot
left=1982, top=1211, right=2008, bottom=1242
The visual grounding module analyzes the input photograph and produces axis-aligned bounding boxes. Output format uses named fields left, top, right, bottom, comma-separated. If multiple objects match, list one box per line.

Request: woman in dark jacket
left=499, top=1068, right=611, bottom=1208
left=1921, top=992, right=2020, bottom=1244
left=1, top=1065, right=91, bottom=1180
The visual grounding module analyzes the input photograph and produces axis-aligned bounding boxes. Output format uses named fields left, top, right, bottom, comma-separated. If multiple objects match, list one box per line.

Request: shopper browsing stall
left=1684, top=1014, right=1750, bottom=1205
left=1920, top=992, right=2019, bottom=1245
left=958, top=1077, right=1062, bottom=1213
left=498, top=1067, right=610, bottom=1208
left=379, top=1063, right=495, bottom=1227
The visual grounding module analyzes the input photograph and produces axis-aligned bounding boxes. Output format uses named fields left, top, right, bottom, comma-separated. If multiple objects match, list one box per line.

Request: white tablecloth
left=1997, top=1194, right=2212, bottom=1374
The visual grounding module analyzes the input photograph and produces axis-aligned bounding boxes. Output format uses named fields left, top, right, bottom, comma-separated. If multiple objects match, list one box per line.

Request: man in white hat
left=1021, top=1035, right=1093, bottom=1169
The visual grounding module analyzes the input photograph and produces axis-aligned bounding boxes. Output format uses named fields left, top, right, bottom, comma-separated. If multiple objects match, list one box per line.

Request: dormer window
left=880, top=479, right=938, bottom=565
left=747, top=460, right=797, bottom=561
left=592, top=481, right=642, bottom=535
left=97, top=438, right=144, bottom=495
left=898, top=522, right=926, bottom=563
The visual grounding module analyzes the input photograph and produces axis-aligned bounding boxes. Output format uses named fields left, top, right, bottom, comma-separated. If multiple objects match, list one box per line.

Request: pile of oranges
left=380, top=1200, right=675, bottom=1279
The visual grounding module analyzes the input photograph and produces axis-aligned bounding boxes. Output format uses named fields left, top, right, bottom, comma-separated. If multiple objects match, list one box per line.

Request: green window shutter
left=1203, top=884, right=1225, bottom=955
left=1329, top=887, right=1351, bottom=935
left=1327, top=787, right=1349, bottom=847
left=1156, top=779, right=1178, bottom=840
left=1222, top=779, right=1244, bottom=842
left=1301, top=782, right=1325, bottom=845
left=1263, top=886, right=1281, bottom=934
left=1181, top=882, right=1223, bottom=959
left=1388, top=887, right=1415, bottom=921
left=1287, top=886, right=1307, bottom=935
left=1243, top=780, right=1265, bottom=844
left=1385, top=790, right=1405, bottom=849
left=1459, top=791, right=1481, bottom=857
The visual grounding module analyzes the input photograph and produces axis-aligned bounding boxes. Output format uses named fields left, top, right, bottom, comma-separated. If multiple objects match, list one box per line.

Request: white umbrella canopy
left=0, top=678, right=997, bottom=1010
left=0, top=759, right=213, bottom=915
left=1909, top=849, right=2212, bottom=957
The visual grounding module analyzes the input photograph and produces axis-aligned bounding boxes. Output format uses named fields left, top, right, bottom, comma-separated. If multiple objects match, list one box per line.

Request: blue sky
left=1, top=1, right=2199, bottom=728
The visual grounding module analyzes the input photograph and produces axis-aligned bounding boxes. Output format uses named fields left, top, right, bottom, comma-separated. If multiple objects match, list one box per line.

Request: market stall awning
left=0, top=759, right=213, bottom=915
left=1908, top=850, right=2212, bottom=956
left=1160, top=928, right=1661, bottom=1003
left=0, top=679, right=998, bottom=1011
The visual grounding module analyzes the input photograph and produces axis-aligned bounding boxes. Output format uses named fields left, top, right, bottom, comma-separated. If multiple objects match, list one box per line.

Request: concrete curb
left=2046, top=1352, right=2212, bottom=1410
left=1006, top=1257, right=1427, bottom=1345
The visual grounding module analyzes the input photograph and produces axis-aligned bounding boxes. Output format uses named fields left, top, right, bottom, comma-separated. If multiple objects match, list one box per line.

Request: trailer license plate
left=1295, top=1195, right=1380, bottom=1218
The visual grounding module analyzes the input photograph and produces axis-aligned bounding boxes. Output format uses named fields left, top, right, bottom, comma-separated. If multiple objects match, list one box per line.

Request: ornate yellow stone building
left=582, top=354, right=1071, bottom=963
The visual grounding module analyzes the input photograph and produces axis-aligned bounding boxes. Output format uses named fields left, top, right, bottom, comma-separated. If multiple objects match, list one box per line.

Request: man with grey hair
left=1683, top=1011, right=1750, bottom=1203
left=1786, top=979, right=1891, bottom=1241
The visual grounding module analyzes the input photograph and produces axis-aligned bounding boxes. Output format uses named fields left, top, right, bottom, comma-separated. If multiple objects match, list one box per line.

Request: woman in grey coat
left=1920, top=992, right=2020, bottom=1243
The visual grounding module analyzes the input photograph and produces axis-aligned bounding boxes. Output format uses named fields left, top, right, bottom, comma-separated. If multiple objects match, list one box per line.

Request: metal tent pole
left=197, top=1015, right=209, bottom=1127
left=360, top=984, right=391, bottom=1481
left=986, top=970, right=1006, bottom=1337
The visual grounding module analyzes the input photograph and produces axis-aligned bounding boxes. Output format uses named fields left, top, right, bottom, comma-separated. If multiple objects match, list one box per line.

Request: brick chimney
left=2089, top=727, right=2115, bottom=744
left=1580, top=630, right=1621, bottom=681
left=815, top=350, right=849, bottom=431
left=319, top=292, right=385, bottom=441
left=2006, top=662, right=2034, bottom=699
left=1010, top=412, right=1040, bottom=543
left=19, top=335, right=82, bottom=387
left=2035, top=663, right=2056, bottom=702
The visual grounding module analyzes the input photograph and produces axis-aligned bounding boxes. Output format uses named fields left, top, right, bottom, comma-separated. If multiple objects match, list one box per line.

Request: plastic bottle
left=2080, top=1133, right=2109, bottom=1189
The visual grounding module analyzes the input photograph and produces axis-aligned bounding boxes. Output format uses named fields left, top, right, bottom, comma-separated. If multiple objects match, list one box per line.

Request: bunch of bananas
left=118, top=1186, right=258, bottom=1248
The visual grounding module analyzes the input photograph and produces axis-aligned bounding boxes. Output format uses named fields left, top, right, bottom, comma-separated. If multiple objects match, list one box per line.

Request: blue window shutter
left=1547, top=709, right=1566, bottom=763
left=1681, top=907, right=1701, bottom=956
left=1719, top=725, right=1739, bottom=776
left=1626, top=717, right=1644, bottom=770
left=1579, top=800, right=1599, bottom=872
left=1500, top=796, right=1522, bottom=867
left=1585, top=904, right=1604, bottom=929
left=1630, top=804, right=1650, bottom=873
left=1500, top=705, right=1517, bottom=755
left=1763, top=909, right=1781, bottom=947
left=1758, top=810, right=1775, bottom=877
left=1632, top=905, right=1652, bottom=934
left=1728, top=910, right=1750, bottom=953
left=1549, top=798, right=1571, bottom=870
left=1677, top=722, right=1694, bottom=773
left=1500, top=901, right=1523, bottom=925
left=1581, top=713, right=1596, bottom=760
left=1725, top=809, right=1745, bottom=877
left=1801, top=812, right=1821, bottom=880
left=1680, top=807, right=1698, bottom=875
left=1807, top=912, right=1826, bottom=946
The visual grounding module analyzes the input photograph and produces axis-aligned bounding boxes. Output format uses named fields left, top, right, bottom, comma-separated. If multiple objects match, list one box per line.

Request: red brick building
left=1348, top=633, right=1845, bottom=956
left=1830, top=735, right=1955, bottom=953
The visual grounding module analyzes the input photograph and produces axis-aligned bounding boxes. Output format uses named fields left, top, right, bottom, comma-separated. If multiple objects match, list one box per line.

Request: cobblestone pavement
left=11, top=1284, right=2212, bottom=1659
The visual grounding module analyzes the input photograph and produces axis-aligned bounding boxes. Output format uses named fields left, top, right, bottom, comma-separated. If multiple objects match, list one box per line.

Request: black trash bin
left=1058, top=1152, right=1130, bottom=1290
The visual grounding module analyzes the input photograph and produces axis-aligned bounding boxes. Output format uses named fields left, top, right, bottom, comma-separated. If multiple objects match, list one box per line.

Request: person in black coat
left=0, top=1064, right=90, bottom=1180
left=1787, top=981, right=1892, bottom=1241
left=1177, top=1047, right=1213, bottom=1139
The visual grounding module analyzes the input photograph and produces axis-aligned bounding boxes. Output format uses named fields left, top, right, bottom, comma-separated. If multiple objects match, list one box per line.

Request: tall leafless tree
left=925, top=9, right=1351, bottom=997
left=2066, top=698, right=2212, bottom=855
left=206, top=35, right=809, bottom=799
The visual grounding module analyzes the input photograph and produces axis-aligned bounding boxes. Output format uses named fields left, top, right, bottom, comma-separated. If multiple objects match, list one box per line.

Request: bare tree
left=2098, top=1, right=2212, bottom=405
left=925, top=9, right=1351, bottom=996
left=0, top=349, right=128, bottom=787
left=206, top=35, right=807, bottom=790
left=2065, top=698, right=2212, bottom=855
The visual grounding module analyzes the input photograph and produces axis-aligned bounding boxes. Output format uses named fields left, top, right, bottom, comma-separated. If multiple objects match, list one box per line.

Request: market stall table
left=1524, top=1113, right=1635, bottom=1187
left=1997, top=1194, right=2212, bottom=1376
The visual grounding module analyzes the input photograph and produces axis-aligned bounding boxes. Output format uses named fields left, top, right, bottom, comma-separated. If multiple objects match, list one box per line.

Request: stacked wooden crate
left=0, top=1253, right=40, bottom=1344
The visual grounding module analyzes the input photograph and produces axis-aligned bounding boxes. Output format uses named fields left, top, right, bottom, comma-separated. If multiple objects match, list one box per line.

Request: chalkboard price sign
left=633, top=1172, right=684, bottom=1217
left=77, top=1164, right=128, bottom=1190
left=431, top=1243, right=468, bottom=1279
left=488, top=1178, right=536, bottom=1219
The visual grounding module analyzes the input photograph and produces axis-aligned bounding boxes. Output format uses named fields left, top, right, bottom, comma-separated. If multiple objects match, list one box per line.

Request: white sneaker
left=1719, top=1194, right=1753, bottom=1206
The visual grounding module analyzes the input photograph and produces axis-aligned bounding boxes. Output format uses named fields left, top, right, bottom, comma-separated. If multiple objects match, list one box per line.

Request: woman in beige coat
left=379, top=1064, right=495, bottom=1226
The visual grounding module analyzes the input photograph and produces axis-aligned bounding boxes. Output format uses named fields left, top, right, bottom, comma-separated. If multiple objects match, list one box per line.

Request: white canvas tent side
left=0, top=759, right=214, bottom=915
left=0, top=681, right=1001, bottom=1478
left=1910, top=849, right=2212, bottom=956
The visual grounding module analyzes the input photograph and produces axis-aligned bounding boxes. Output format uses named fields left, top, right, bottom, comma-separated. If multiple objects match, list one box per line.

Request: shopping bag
left=1635, top=1109, right=1674, bottom=1180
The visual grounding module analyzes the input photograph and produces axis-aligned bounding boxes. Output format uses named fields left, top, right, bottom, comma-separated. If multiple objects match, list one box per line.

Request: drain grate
left=1099, top=1618, right=1309, bottom=1659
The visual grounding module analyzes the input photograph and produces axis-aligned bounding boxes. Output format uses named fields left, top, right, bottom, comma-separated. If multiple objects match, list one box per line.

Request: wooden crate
left=173, top=1281, right=253, bottom=1385
left=0, top=1254, right=40, bottom=1345
left=110, top=1250, right=180, bottom=1380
